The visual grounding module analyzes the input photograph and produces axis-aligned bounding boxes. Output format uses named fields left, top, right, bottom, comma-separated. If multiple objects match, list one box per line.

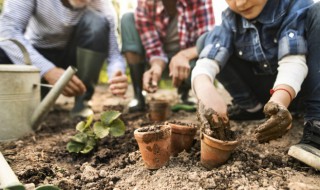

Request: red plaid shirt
left=135, top=0, right=215, bottom=62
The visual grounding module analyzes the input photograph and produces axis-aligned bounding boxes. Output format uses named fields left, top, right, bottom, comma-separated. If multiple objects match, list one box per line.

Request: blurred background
left=0, top=0, right=227, bottom=88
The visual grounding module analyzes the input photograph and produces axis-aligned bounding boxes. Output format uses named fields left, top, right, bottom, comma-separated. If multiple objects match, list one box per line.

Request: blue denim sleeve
left=278, top=2, right=313, bottom=59
left=198, top=11, right=233, bottom=68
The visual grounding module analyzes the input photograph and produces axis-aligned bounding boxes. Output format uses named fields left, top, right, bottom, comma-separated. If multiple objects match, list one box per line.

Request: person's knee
left=120, top=12, right=144, bottom=56
left=80, top=10, right=110, bottom=38
left=120, top=12, right=134, bottom=32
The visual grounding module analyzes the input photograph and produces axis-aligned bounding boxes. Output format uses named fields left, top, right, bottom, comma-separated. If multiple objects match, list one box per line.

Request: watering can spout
left=31, top=66, right=77, bottom=130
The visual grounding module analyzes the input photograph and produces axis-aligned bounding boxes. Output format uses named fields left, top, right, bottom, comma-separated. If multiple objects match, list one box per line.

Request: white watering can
left=0, top=38, right=77, bottom=141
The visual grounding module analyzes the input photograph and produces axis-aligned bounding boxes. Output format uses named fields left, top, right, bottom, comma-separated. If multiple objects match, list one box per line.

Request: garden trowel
left=288, top=144, right=320, bottom=170
left=0, top=152, right=60, bottom=190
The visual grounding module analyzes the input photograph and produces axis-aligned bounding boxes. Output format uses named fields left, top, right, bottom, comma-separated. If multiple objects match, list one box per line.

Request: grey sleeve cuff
left=278, top=30, right=307, bottom=60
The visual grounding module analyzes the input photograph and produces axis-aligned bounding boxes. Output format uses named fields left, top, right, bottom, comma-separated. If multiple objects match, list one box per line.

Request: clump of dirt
left=137, top=125, right=162, bottom=133
left=166, top=120, right=196, bottom=128
left=197, top=102, right=236, bottom=141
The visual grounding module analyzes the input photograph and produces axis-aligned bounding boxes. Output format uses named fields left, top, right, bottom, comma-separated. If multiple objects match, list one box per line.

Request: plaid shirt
left=135, top=0, right=214, bottom=62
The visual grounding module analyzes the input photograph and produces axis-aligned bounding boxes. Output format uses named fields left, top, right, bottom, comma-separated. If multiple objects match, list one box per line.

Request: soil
left=0, top=84, right=320, bottom=190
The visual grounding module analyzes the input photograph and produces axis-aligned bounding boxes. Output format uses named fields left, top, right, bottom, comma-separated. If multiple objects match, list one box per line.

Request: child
left=192, top=0, right=320, bottom=170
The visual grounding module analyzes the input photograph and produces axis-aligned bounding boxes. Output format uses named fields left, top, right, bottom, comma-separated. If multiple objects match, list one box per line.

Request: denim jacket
left=200, top=0, right=314, bottom=75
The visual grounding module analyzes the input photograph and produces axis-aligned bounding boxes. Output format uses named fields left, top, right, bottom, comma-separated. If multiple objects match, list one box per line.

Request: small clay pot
left=166, top=122, right=197, bottom=156
left=134, top=125, right=171, bottom=170
left=149, top=100, right=170, bottom=122
left=200, top=132, right=239, bottom=170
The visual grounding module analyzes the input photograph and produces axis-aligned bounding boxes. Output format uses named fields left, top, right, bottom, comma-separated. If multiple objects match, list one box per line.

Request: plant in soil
left=66, top=110, right=126, bottom=154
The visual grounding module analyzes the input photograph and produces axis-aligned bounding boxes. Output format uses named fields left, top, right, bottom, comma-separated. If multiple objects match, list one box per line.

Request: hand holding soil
left=255, top=101, right=292, bottom=143
left=197, top=102, right=231, bottom=141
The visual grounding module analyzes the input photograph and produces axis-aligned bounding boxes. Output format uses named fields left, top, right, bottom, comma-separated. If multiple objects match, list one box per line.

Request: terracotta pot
left=166, top=122, right=197, bottom=156
left=149, top=100, right=170, bottom=122
left=134, top=125, right=171, bottom=170
left=200, top=132, right=239, bottom=170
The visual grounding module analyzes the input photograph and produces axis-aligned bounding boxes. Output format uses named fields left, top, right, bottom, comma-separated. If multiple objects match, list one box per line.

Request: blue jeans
left=197, top=2, right=320, bottom=121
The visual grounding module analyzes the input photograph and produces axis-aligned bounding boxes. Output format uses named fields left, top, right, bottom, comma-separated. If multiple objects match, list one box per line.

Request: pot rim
left=134, top=125, right=171, bottom=143
left=166, top=122, right=197, bottom=135
left=201, top=132, right=240, bottom=150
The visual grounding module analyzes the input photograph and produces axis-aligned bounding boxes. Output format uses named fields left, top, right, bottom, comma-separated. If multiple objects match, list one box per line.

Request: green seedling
left=66, top=110, right=126, bottom=154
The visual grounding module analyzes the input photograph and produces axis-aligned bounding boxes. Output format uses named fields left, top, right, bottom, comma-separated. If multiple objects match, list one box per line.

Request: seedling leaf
left=93, top=121, right=110, bottom=139
left=76, top=121, right=87, bottom=132
left=85, top=114, right=94, bottom=128
left=71, top=133, right=88, bottom=143
left=66, top=141, right=85, bottom=153
left=101, top=110, right=121, bottom=125
left=80, top=137, right=96, bottom=154
left=67, top=110, right=126, bottom=154
left=109, top=119, right=126, bottom=137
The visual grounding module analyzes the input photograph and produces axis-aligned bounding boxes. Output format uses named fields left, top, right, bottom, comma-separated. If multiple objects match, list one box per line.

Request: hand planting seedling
left=66, top=110, right=126, bottom=154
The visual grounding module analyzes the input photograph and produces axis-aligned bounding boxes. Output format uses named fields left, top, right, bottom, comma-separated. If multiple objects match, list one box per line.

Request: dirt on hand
left=0, top=84, right=319, bottom=190
left=255, top=101, right=293, bottom=143
left=197, top=102, right=235, bottom=141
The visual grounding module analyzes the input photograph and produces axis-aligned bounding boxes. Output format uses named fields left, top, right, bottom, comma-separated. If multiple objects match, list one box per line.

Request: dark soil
left=0, top=84, right=319, bottom=190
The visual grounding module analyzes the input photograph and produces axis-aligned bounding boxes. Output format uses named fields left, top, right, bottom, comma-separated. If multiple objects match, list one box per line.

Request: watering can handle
left=0, top=38, right=32, bottom=65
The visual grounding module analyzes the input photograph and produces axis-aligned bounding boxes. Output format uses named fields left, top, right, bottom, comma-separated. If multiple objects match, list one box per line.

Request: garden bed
left=0, top=84, right=319, bottom=190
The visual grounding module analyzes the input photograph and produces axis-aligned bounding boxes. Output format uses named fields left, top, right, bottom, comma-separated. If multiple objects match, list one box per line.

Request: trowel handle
left=0, top=152, right=25, bottom=189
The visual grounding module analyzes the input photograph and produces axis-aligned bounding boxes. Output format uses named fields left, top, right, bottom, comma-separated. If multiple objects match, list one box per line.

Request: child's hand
left=197, top=101, right=229, bottom=140
left=255, top=101, right=292, bottom=143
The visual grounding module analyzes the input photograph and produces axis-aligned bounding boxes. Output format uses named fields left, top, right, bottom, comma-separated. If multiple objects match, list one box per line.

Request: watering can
left=0, top=38, right=77, bottom=141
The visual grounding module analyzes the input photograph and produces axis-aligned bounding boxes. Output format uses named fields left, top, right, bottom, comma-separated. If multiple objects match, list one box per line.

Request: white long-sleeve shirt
left=0, top=0, right=125, bottom=77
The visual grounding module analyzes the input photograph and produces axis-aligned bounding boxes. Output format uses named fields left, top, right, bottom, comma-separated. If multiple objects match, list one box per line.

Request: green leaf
left=66, top=141, right=85, bottom=153
left=76, top=121, right=86, bottom=132
left=80, top=145, right=94, bottom=154
left=100, top=111, right=121, bottom=125
left=85, top=114, right=94, bottom=128
left=76, top=114, right=93, bottom=132
left=71, top=133, right=88, bottom=143
left=109, top=119, right=126, bottom=137
left=93, top=121, right=110, bottom=139
left=80, top=137, right=96, bottom=154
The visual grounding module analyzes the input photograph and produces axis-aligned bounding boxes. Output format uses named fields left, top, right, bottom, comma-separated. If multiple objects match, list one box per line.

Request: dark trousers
left=0, top=9, right=110, bottom=98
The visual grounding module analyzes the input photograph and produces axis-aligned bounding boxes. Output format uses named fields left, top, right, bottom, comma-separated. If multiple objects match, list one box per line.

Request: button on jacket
left=200, top=0, right=314, bottom=75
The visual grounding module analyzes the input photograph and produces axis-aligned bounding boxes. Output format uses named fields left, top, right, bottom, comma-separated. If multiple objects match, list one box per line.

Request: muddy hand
left=197, top=102, right=230, bottom=140
left=255, top=101, right=292, bottom=143
left=143, top=63, right=165, bottom=93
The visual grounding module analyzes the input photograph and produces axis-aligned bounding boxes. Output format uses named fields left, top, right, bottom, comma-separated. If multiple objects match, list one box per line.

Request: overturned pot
left=134, top=124, right=171, bottom=170
left=166, top=121, right=197, bottom=156
left=200, top=132, right=239, bottom=170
